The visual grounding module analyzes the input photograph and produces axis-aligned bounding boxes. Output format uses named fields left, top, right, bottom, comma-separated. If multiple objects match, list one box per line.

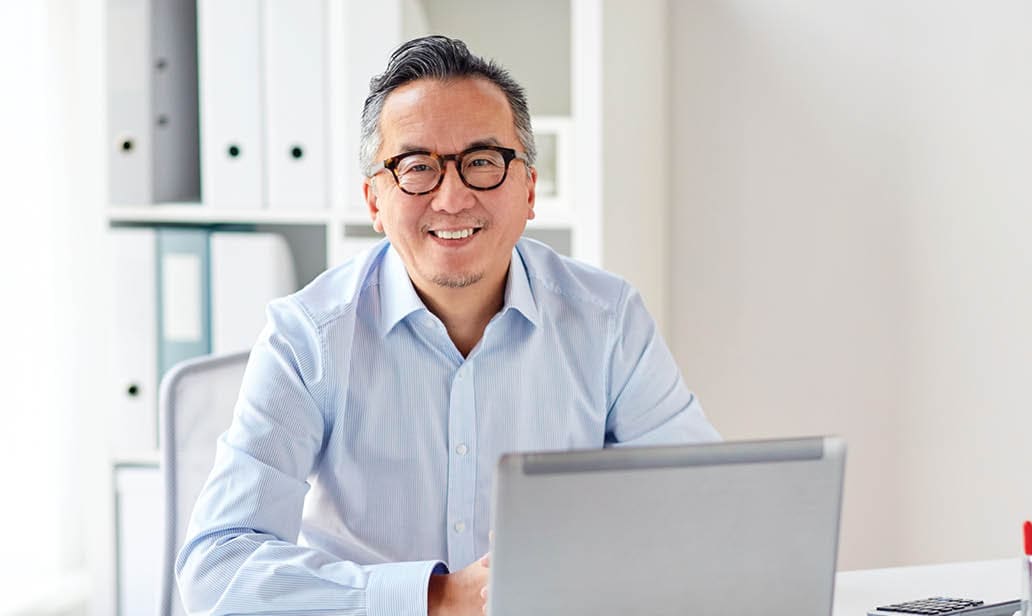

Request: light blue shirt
left=177, top=237, right=720, bottom=615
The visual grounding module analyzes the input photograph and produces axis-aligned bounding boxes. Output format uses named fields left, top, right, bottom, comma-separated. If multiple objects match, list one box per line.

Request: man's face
left=364, top=77, right=536, bottom=291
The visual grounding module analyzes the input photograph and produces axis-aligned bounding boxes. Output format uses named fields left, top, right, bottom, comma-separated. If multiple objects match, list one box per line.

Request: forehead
left=378, top=77, right=517, bottom=152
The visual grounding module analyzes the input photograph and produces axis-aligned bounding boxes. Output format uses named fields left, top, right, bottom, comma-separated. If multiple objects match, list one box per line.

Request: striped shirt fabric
left=176, top=237, right=720, bottom=615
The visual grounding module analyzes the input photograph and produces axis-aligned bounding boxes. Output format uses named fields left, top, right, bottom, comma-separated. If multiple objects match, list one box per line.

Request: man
left=177, top=35, right=719, bottom=616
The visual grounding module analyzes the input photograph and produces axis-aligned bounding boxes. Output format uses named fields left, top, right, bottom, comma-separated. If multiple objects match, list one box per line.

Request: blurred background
left=2, top=0, right=1031, bottom=614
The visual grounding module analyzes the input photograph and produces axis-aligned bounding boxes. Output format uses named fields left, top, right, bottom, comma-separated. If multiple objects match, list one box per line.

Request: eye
left=467, top=154, right=503, bottom=168
left=397, top=157, right=438, bottom=175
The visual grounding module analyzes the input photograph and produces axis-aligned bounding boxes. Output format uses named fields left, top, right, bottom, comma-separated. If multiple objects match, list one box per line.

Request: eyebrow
left=396, top=137, right=504, bottom=154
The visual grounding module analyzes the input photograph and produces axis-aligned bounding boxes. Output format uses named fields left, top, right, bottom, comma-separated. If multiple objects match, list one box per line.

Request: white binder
left=114, top=463, right=162, bottom=616
left=106, top=0, right=199, bottom=204
left=264, top=0, right=328, bottom=211
left=332, top=1, right=407, bottom=214
left=197, top=0, right=264, bottom=209
left=210, top=232, right=298, bottom=354
left=109, top=228, right=159, bottom=452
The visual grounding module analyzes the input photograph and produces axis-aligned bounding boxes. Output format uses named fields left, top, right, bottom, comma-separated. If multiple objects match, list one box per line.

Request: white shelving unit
left=107, top=204, right=335, bottom=225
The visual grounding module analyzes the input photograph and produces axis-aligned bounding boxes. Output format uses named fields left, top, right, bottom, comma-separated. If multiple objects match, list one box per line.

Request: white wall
left=891, top=1, right=1032, bottom=567
left=670, top=0, right=1032, bottom=569
left=0, top=1, right=107, bottom=613
left=0, top=6, right=71, bottom=603
left=599, top=0, right=670, bottom=332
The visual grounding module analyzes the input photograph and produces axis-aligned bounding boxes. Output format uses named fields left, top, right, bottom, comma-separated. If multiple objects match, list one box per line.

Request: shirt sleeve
left=175, top=295, right=446, bottom=615
left=603, top=284, right=722, bottom=446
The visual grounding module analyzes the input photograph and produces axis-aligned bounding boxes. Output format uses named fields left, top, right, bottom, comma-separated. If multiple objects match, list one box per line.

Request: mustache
left=420, top=217, right=488, bottom=232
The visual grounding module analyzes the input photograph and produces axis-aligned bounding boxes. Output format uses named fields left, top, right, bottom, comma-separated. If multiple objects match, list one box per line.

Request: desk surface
left=835, top=558, right=1021, bottom=615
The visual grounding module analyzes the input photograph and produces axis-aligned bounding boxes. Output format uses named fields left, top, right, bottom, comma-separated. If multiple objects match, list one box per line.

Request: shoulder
left=517, top=237, right=632, bottom=316
left=273, top=238, right=389, bottom=331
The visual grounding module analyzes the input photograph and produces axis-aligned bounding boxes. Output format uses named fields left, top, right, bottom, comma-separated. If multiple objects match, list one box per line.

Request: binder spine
left=151, top=0, right=200, bottom=202
left=109, top=227, right=159, bottom=451
left=156, top=228, right=211, bottom=379
left=106, top=0, right=199, bottom=204
left=106, top=0, right=153, bottom=204
left=198, top=0, right=265, bottom=209
left=264, top=0, right=329, bottom=211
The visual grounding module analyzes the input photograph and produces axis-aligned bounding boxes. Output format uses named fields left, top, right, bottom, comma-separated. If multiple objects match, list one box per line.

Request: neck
left=414, top=268, right=508, bottom=358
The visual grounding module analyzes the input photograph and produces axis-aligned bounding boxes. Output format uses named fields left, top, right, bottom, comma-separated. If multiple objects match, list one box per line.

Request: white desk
left=835, top=558, right=1022, bottom=615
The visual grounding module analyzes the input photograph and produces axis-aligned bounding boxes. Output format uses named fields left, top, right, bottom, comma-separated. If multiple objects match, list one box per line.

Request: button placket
left=445, top=362, right=477, bottom=566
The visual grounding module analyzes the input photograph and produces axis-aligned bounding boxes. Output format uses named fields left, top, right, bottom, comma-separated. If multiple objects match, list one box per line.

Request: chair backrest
left=158, top=351, right=250, bottom=616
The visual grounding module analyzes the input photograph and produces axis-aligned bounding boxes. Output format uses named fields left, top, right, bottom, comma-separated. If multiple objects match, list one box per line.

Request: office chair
left=158, top=350, right=250, bottom=616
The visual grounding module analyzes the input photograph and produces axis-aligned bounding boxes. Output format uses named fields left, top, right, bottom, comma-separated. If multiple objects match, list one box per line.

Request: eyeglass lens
left=395, top=149, right=508, bottom=193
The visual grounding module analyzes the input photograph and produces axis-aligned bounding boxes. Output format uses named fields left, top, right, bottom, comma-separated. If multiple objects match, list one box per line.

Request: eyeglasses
left=369, top=145, right=530, bottom=196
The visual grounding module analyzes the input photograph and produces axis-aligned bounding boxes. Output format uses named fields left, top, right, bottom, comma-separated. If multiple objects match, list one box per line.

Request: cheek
left=402, top=208, right=428, bottom=232
left=499, top=187, right=533, bottom=223
left=380, top=200, right=422, bottom=231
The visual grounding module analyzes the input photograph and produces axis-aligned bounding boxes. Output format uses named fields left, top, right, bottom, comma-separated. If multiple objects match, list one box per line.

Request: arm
left=175, top=296, right=444, bottom=615
left=603, top=285, right=721, bottom=446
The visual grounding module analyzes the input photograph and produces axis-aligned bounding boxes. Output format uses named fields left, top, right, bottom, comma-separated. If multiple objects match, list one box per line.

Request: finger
left=479, top=552, right=490, bottom=567
left=480, top=585, right=488, bottom=599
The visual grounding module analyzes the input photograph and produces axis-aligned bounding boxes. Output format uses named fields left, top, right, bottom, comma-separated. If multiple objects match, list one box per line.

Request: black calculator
left=868, top=597, right=1021, bottom=616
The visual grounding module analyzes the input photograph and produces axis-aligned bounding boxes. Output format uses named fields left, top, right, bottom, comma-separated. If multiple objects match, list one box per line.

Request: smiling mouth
left=428, top=227, right=483, bottom=240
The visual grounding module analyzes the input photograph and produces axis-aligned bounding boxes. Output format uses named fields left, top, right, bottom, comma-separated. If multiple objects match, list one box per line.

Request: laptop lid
left=487, top=436, right=846, bottom=616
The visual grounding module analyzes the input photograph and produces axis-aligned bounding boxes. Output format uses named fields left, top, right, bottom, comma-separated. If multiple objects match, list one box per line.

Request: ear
left=364, top=178, right=385, bottom=233
left=525, top=166, right=537, bottom=221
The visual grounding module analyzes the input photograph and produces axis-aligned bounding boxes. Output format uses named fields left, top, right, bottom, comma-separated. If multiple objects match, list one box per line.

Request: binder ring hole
left=157, top=115, right=168, bottom=127
left=227, top=144, right=241, bottom=158
left=290, top=146, right=304, bottom=160
left=155, top=58, right=168, bottom=71
left=127, top=384, right=139, bottom=397
left=120, top=138, right=134, bottom=153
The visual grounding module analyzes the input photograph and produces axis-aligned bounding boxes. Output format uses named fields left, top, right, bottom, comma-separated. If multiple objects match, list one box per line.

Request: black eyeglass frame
left=368, top=145, right=531, bottom=196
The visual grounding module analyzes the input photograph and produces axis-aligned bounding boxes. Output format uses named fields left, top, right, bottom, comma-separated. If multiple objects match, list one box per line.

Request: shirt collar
left=379, top=245, right=427, bottom=337
left=378, top=243, right=541, bottom=337
left=502, top=244, right=540, bottom=329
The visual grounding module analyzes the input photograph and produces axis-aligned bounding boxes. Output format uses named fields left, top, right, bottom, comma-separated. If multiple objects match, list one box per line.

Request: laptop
left=487, top=436, right=846, bottom=616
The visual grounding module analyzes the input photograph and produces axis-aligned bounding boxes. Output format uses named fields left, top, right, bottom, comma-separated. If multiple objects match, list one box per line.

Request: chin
left=430, top=271, right=484, bottom=289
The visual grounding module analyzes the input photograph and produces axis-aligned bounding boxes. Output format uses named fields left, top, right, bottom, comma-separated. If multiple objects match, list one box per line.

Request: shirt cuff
left=367, top=560, right=448, bottom=616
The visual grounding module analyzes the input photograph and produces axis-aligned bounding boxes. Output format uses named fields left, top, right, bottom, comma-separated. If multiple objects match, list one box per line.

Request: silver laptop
left=487, top=436, right=846, bottom=616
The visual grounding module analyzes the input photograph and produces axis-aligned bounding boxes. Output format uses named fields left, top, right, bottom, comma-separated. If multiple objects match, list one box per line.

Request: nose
left=429, top=160, right=476, bottom=214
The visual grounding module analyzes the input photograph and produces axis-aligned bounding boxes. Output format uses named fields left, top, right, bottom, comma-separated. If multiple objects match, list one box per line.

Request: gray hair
left=360, top=35, right=536, bottom=177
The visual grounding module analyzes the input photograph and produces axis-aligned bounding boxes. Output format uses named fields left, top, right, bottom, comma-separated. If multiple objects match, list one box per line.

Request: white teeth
left=432, top=228, right=475, bottom=239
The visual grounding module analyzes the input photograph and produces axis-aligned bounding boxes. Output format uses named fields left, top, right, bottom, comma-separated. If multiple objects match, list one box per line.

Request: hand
left=428, top=552, right=491, bottom=616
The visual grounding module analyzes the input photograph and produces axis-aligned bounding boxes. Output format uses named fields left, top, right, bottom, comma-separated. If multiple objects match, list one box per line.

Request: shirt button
left=456, top=369, right=464, bottom=380
left=455, top=443, right=468, bottom=456
left=454, top=521, right=466, bottom=533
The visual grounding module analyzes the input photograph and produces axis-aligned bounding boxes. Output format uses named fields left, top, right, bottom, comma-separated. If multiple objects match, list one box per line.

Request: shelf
left=107, top=204, right=333, bottom=226
left=106, top=205, right=573, bottom=231
left=110, top=450, right=161, bottom=466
